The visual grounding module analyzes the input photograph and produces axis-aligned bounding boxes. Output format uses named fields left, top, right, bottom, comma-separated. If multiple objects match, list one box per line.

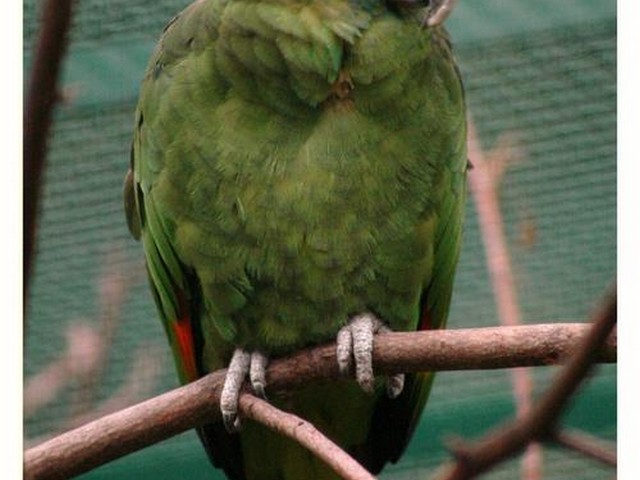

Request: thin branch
left=65, top=344, right=164, bottom=432
left=552, top=429, right=616, bottom=467
left=24, top=370, right=226, bottom=480
left=24, top=323, right=616, bottom=480
left=24, top=344, right=164, bottom=450
left=467, top=122, right=525, bottom=330
left=24, top=254, right=145, bottom=422
left=239, top=395, right=375, bottom=480
left=23, top=355, right=71, bottom=418
left=24, top=253, right=158, bottom=452
left=69, top=254, right=143, bottom=418
left=24, top=323, right=103, bottom=418
left=24, top=0, right=75, bottom=304
left=467, top=119, right=541, bottom=480
left=433, top=287, right=616, bottom=480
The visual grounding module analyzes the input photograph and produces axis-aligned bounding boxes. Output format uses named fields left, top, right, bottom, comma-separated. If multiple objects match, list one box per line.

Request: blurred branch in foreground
left=24, top=323, right=104, bottom=418
left=552, top=429, right=617, bottom=467
left=467, top=118, right=542, bottom=480
left=24, top=252, right=159, bottom=449
left=68, top=251, right=146, bottom=420
left=24, top=319, right=616, bottom=480
left=24, top=0, right=75, bottom=306
left=434, top=286, right=616, bottom=480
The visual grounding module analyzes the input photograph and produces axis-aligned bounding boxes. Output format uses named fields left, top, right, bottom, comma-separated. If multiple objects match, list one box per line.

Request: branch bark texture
left=24, top=323, right=616, bottom=480
left=239, top=395, right=375, bottom=480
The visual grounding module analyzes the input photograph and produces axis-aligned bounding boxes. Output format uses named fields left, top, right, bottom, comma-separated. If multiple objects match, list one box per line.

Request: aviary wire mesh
left=24, top=1, right=616, bottom=478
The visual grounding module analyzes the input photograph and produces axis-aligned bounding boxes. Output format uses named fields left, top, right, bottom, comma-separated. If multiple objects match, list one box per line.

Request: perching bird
left=124, top=0, right=467, bottom=478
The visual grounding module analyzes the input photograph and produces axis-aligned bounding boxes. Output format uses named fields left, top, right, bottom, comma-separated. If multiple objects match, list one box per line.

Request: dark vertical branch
left=23, top=0, right=76, bottom=308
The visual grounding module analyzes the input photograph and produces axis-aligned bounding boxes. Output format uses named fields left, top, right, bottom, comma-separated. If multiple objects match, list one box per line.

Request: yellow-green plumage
left=126, top=0, right=467, bottom=478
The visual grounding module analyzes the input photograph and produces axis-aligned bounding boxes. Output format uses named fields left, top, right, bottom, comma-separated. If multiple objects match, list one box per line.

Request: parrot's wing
left=124, top=151, right=199, bottom=383
left=124, top=0, right=220, bottom=384
left=125, top=153, right=246, bottom=480
left=125, top=2, right=246, bottom=478
left=125, top=0, right=237, bottom=385
left=361, top=34, right=468, bottom=470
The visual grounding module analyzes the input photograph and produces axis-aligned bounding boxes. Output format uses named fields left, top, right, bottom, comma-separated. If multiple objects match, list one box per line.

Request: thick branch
left=24, top=0, right=75, bottom=302
left=239, top=395, right=375, bottom=480
left=434, top=288, right=616, bottom=480
left=24, top=323, right=616, bottom=480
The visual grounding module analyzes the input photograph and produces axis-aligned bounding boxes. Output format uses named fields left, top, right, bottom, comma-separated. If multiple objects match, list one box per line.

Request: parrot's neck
left=215, top=0, right=429, bottom=114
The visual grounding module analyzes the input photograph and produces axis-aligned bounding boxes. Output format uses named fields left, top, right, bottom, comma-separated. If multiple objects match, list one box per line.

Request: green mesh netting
left=24, top=1, right=616, bottom=479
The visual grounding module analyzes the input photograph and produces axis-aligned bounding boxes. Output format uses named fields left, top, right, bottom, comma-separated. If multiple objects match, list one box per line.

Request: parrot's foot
left=220, top=349, right=269, bottom=433
left=336, top=313, right=405, bottom=398
left=424, top=0, right=458, bottom=27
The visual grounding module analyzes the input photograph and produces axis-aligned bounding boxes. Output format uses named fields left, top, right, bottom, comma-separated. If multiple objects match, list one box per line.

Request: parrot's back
left=126, top=0, right=467, bottom=478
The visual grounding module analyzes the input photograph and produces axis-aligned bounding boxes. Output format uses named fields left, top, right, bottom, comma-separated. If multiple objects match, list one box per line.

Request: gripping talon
left=250, top=351, right=269, bottom=400
left=220, top=348, right=271, bottom=432
left=375, top=323, right=405, bottom=397
left=220, top=348, right=269, bottom=433
left=351, top=314, right=375, bottom=393
left=337, top=313, right=400, bottom=395
left=220, top=349, right=251, bottom=433
left=336, top=326, right=353, bottom=374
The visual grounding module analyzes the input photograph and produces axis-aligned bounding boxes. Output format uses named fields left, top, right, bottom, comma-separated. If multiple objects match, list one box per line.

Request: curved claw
left=374, top=324, right=406, bottom=398
left=387, top=373, right=405, bottom=399
left=220, top=349, right=270, bottom=433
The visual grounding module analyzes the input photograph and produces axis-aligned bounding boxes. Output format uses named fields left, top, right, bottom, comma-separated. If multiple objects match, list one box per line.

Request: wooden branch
left=25, top=344, right=164, bottom=450
left=239, top=395, right=375, bottom=480
left=552, top=429, right=616, bottom=467
left=25, top=369, right=227, bottom=480
left=24, top=254, right=147, bottom=423
left=467, top=119, right=541, bottom=480
left=24, top=323, right=616, bottom=480
left=434, top=288, right=616, bottom=480
left=23, top=0, right=75, bottom=304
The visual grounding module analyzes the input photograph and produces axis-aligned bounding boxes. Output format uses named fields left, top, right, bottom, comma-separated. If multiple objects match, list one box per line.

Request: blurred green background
left=24, top=1, right=616, bottom=478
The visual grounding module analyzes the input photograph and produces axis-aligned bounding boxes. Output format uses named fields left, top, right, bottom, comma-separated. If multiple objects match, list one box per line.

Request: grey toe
left=249, top=351, right=269, bottom=400
left=220, top=349, right=251, bottom=433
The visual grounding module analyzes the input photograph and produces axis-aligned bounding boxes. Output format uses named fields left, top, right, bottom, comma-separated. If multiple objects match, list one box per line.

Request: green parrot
left=124, top=0, right=467, bottom=478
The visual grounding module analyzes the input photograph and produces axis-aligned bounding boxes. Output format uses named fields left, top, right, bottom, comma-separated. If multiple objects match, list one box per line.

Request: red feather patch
left=172, top=290, right=199, bottom=382
left=172, top=317, right=198, bottom=382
